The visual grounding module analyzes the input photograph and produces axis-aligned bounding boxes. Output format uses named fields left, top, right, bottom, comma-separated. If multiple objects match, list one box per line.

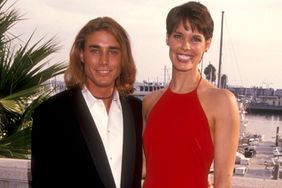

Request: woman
left=142, top=1, right=240, bottom=188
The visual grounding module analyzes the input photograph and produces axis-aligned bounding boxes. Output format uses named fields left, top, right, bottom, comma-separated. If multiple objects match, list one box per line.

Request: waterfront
left=246, top=113, right=282, bottom=142
left=231, top=112, right=282, bottom=187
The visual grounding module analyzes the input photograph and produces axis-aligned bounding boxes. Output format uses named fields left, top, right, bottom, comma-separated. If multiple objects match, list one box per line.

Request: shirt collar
left=82, top=86, right=121, bottom=109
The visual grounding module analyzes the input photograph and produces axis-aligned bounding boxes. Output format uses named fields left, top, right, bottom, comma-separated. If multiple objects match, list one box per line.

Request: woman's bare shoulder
left=198, top=79, right=238, bottom=119
left=212, top=88, right=237, bottom=105
left=142, top=89, right=165, bottom=118
left=201, top=80, right=237, bottom=104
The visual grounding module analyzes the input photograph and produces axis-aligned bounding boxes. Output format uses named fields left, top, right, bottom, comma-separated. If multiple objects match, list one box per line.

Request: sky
left=6, top=0, right=282, bottom=89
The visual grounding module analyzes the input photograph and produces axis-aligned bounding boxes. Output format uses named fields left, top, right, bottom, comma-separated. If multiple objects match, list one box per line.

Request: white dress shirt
left=82, top=87, right=123, bottom=188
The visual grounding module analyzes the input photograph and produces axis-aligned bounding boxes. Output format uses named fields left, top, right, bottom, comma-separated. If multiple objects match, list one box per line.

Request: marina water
left=246, top=112, right=282, bottom=142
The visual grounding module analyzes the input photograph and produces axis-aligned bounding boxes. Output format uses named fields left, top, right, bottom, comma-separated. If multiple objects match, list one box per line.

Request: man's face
left=80, top=30, right=122, bottom=90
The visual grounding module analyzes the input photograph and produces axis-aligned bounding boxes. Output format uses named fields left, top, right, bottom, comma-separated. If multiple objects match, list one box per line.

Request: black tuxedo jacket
left=31, top=88, right=143, bottom=188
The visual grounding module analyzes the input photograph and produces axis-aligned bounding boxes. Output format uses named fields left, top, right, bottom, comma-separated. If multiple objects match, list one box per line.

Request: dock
left=233, top=176, right=281, bottom=188
left=209, top=140, right=282, bottom=187
left=233, top=140, right=282, bottom=187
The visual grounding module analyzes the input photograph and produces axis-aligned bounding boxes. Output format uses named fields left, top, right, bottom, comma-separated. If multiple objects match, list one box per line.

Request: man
left=31, top=17, right=142, bottom=188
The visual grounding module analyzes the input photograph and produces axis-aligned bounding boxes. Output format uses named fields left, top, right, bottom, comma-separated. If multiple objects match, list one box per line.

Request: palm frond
left=0, top=126, right=31, bottom=159
left=0, top=98, right=22, bottom=113
left=0, top=85, right=45, bottom=113
left=1, top=34, right=66, bottom=95
left=3, top=84, right=43, bottom=100
left=0, top=0, right=67, bottom=158
left=0, top=0, right=22, bottom=46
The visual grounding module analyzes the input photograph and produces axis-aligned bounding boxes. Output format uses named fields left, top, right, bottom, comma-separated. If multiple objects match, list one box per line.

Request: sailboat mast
left=163, top=65, right=167, bottom=85
left=217, top=11, right=224, bottom=88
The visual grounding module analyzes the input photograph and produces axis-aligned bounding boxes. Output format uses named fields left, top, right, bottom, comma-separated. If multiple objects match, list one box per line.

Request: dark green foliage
left=0, top=0, right=67, bottom=158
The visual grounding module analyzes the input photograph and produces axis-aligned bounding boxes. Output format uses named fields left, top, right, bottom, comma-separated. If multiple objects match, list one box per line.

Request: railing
left=0, top=158, right=31, bottom=188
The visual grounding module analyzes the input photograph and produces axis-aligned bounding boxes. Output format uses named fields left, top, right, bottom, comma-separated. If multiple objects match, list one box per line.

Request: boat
left=238, top=98, right=248, bottom=138
left=228, top=86, right=282, bottom=112
left=247, top=101, right=282, bottom=113
left=132, top=81, right=166, bottom=100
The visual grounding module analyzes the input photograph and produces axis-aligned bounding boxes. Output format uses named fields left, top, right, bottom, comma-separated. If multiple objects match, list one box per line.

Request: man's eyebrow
left=109, top=46, right=121, bottom=50
left=88, top=44, right=100, bottom=49
left=88, top=44, right=121, bottom=50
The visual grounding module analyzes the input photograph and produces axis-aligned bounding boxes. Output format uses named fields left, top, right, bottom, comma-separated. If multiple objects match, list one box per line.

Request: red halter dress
left=143, top=77, right=214, bottom=188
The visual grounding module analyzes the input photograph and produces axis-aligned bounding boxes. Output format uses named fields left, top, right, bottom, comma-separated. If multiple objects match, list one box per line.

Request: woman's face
left=166, top=21, right=211, bottom=73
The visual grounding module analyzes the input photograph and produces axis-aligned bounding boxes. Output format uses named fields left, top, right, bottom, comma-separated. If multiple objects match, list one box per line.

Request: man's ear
left=79, top=50, right=84, bottom=63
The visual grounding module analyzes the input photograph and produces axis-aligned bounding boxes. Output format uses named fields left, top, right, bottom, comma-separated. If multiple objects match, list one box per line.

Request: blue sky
left=8, top=0, right=282, bottom=89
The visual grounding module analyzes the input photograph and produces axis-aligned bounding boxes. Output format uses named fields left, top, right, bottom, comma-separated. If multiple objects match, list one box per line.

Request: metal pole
left=276, top=126, right=280, bottom=147
left=164, top=65, right=166, bottom=85
left=217, top=11, right=224, bottom=88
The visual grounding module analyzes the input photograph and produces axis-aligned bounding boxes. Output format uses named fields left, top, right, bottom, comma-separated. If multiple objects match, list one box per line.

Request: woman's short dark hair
left=166, top=1, right=214, bottom=40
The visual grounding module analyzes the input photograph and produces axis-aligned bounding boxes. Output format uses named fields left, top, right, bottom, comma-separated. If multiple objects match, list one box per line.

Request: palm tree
left=221, top=74, right=228, bottom=88
left=0, top=0, right=67, bottom=158
left=204, top=63, right=216, bottom=84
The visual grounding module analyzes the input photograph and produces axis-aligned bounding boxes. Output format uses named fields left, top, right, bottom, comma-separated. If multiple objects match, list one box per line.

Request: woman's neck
left=170, top=72, right=201, bottom=93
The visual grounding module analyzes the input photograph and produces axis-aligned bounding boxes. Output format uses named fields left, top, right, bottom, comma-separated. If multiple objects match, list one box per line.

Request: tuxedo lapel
left=120, top=97, right=136, bottom=188
left=72, top=90, right=116, bottom=188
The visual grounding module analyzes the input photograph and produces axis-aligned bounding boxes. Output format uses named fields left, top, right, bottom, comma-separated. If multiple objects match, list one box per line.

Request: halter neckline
left=168, top=75, right=202, bottom=95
